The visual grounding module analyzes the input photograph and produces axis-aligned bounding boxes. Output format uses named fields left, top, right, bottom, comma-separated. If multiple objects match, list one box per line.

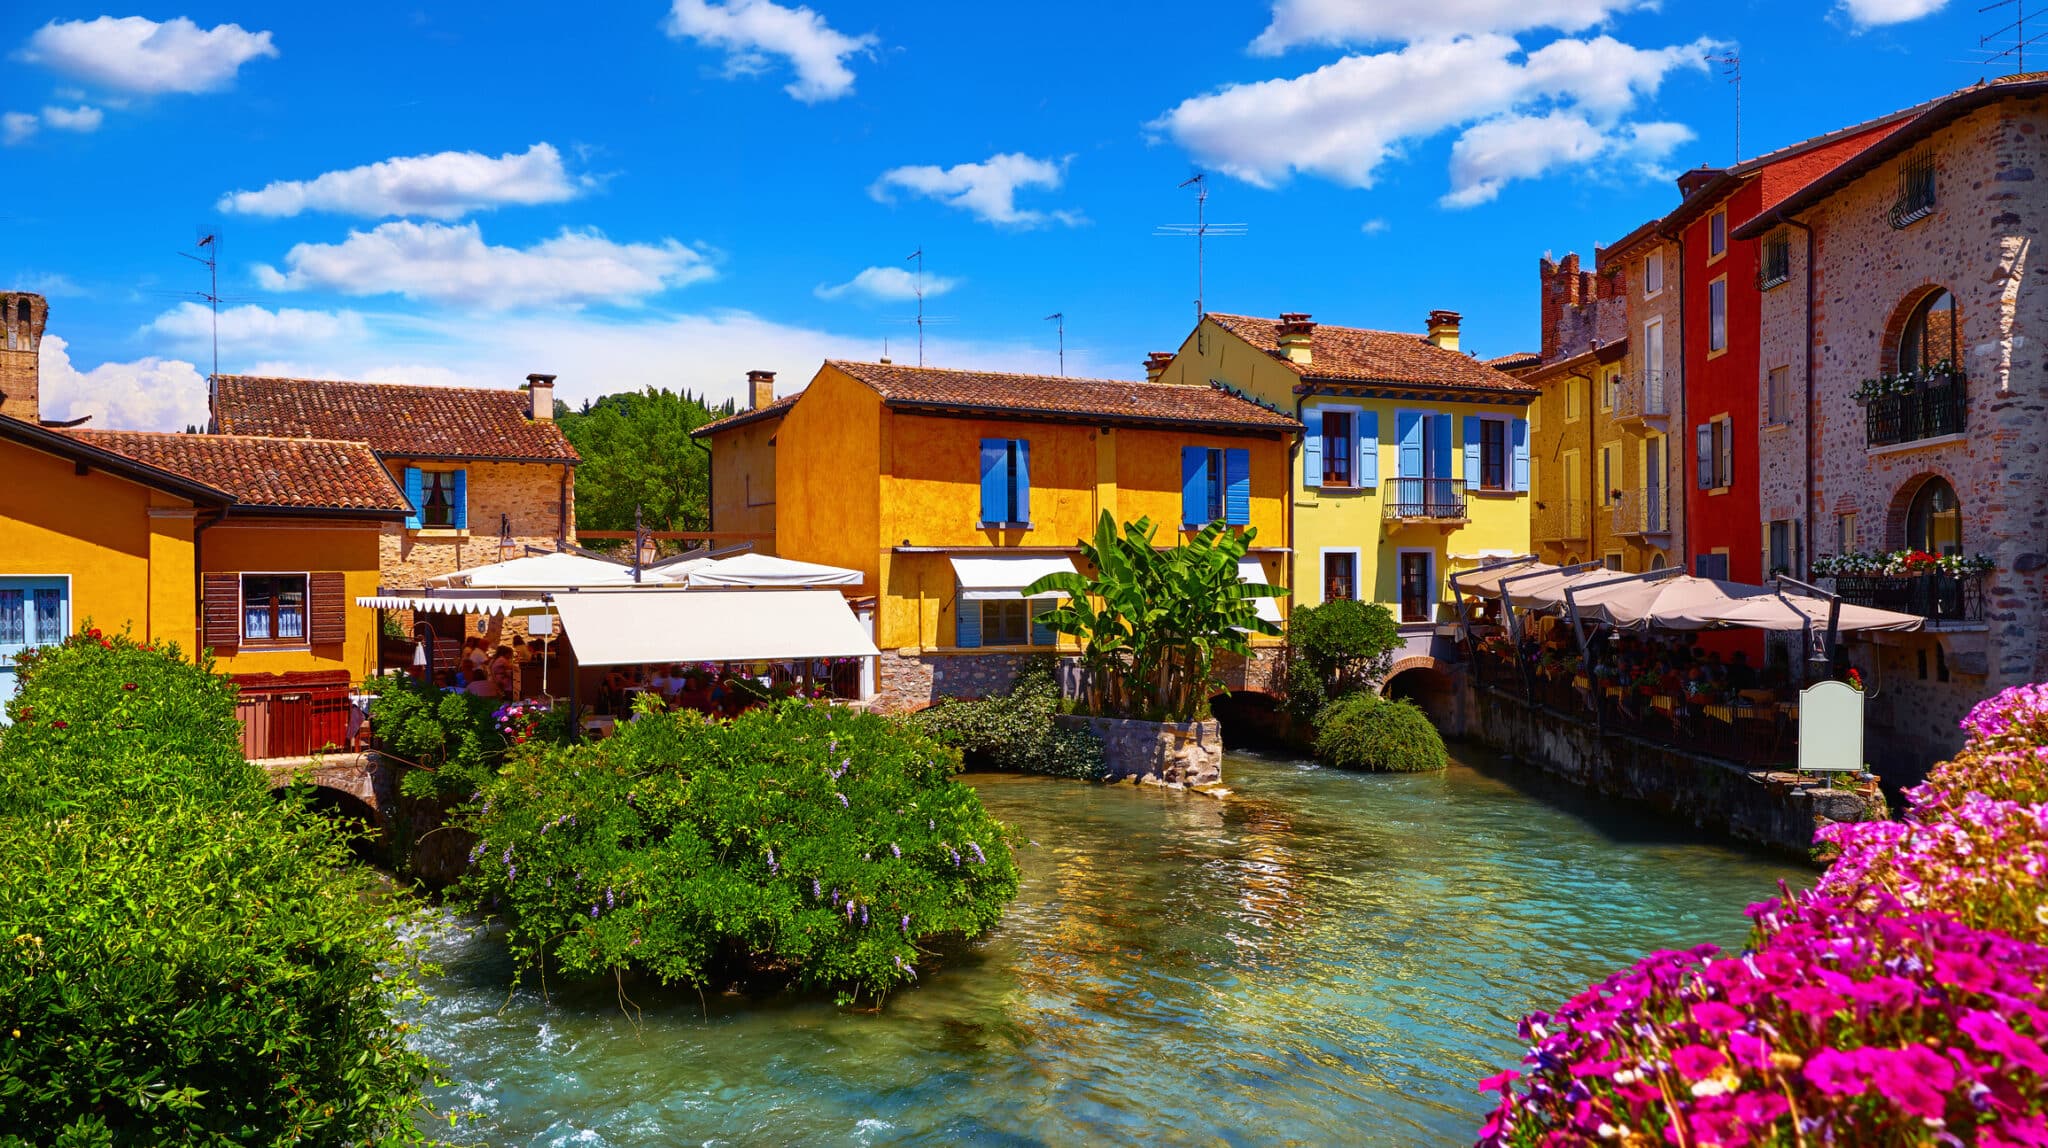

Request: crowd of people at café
left=430, top=635, right=541, bottom=699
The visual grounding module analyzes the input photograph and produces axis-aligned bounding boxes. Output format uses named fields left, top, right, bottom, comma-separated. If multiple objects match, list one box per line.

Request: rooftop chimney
left=1144, top=351, right=1175, bottom=382
left=747, top=369, right=777, bottom=411
left=525, top=373, right=556, bottom=421
left=1275, top=312, right=1315, bottom=365
left=1425, top=310, right=1462, bottom=351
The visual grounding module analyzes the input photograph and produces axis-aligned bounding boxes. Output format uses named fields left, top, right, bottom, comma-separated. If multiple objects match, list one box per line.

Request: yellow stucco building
left=695, top=359, right=1299, bottom=712
left=1150, top=311, right=1536, bottom=626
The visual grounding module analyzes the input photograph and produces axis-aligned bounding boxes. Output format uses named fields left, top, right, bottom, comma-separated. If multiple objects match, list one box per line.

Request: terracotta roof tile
left=67, top=430, right=411, bottom=515
left=1205, top=313, right=1536, bottom=394
left=213, top=375, right=579, bottom=463
left=1483, top=350, right=1543, bottom=370
left=691, top=392, right=799, bottom=438
left=825, top=360, right=1300, bottom=431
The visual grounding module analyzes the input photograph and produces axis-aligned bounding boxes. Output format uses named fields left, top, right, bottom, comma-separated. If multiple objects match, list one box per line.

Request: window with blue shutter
left=451, top=468, right=468, bottom=530
left=1224, top=448, right=1250, bottom=525
left=1030, top=601, right=1056, bottom=646
left=1395, top=411, right=1424, bottom=479
left=1463, top=416, right=1482, bottom=486
left=978, top=439, right=1030, bottom=526
left=402, top=467, right=424, bottom=531
left=1358, top=410, right=1379, bottom=487
left=1182, top=446, right=1209, bottom=526
left=1429, top=413, right=1452, bottom=480
left=955, top=595, right=982, bottom=648
left=1302, top=408, right=1323, bottom=488
left=1511, top=418, right=1530, bottom=492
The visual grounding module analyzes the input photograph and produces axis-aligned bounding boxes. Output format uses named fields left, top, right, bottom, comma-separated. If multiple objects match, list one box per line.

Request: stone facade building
left=1734, top=74, right=2048, bottom=778
left=211, top=373, right=579, bottom=663
left=0, top=291, right=49, bottom=425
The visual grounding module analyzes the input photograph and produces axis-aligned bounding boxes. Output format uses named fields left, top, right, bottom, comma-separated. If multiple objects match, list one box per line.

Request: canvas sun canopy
left=356, top=594, right=545, bottom=617
left=424, top=551, right=645, bottom=589
left=1697, top=591, right=1924, bottom=634
left=1565, top=574, right=1926, bottom=633
left=547, top=589, right=880, bottom=667
left=1447, top=556, right=1548, bottom=598
left=685, top=553, right=862, bottom=588
left=949, top=555, right=1078, bottom=601
left=1236, top=557, right=1284, bottom=624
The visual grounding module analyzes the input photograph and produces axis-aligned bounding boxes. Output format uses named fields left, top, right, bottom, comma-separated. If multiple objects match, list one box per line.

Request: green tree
left=1280, top=598, right=1404, bottom=724
left=556, top=388, right=735, bottom=537
left=1025, top=512, right=1286, bottom=722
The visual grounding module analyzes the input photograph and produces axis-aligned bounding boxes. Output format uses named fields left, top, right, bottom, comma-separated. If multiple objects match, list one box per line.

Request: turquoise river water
left=408, top=748, right=1803, bottom=1146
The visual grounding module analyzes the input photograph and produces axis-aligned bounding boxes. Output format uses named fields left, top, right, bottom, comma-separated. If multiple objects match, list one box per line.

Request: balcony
left=1864, top=371, right=1966, bottom=449
left=1382, top=478, right=1467, bottom=525
left=1533, top=498, right=1587, bottom=543
left=1611, top=370, right=1670, bottom=425
left=1611, top=488, right=1670, bottom=537
left=1829, top=571, right=1985, bottom=625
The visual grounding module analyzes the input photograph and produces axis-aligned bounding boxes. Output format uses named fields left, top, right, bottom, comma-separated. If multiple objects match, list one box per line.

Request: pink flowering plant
left=1479, top=681, right=2048, bottom=1145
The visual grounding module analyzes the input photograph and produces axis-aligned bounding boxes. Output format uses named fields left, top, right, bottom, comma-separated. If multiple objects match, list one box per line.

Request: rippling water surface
left=410, top=748, right=1803, bottom=1146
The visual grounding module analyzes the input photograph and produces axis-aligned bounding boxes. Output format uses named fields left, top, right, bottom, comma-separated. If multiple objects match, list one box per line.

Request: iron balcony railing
left=1829, top=571, right=1986, bottom=624
left=1612, top=369, right=1669, bottom=422
left=1611, top=488, right=1669, bottom=536
left=1866, top=372, right=1966, bottom=448
left=1533, top=498, right=1588, bottom=542
left=1382, top=478, right=1467, bottom=522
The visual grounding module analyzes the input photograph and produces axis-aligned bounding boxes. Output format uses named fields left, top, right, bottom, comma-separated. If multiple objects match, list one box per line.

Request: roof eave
left=5, top=418, right=234, bottom=506
left=224, top=504, right=413, bottom=521
left=880, top=398, right=1299, bottom=435
left=370, top=449, right=579, bottom=466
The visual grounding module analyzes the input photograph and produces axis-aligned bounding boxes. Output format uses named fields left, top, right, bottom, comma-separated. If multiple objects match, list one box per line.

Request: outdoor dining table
left=1651, top=695, right=1676, bottom=714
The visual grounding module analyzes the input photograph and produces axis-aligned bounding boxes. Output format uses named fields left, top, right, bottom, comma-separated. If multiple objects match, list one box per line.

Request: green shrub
left=461, top=699, right=1021, bottom=1000
left=0, top=628, right=435, bottom=1145
left=909, top=658, right=1106, bottom=781
left=1281, top=599, right=1402, bottom=724
left=371, top=671, right=512, bottom=800
left=1312, top=692, right=1449, bottom=773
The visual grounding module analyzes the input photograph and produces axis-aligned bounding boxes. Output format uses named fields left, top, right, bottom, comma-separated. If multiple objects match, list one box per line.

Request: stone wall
left=375, top=457, right=574, bottom=644
left=871, top=649, right=1038, bottom=713
left=1467, top=684, right=1884, bottom=857
left=1056, top=714, right=1223, bottom=789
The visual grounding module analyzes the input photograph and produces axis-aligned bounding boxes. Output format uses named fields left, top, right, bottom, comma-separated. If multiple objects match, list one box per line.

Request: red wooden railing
left=230, top=670, right=354, bottom=760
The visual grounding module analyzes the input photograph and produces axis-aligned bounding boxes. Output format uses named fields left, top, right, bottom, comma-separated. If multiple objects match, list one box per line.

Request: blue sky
left=0, top=0, right=2000, bottom=429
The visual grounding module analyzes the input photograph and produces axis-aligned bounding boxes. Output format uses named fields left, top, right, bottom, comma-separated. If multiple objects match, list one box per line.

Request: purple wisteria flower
left=967, top=841, right=986, bottom=865
left=890, top=842, right=901, bottom=859
left=766, top=847, right=778, bottom=875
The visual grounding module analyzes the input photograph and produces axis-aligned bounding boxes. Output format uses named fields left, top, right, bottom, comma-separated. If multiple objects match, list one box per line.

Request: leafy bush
left=1479, top=682, right=2048, bottom=1145
left=461, top=699, right=1021, bottom=1000
left=371, top=671, right=512, bottom=800
left=1280, top=599, right=1401, bottom=724
left=909, top=658, right=1106, bottom=781
left=1311, top=692, right=1448, bottom=773
left=0, top=629, right=434, bottom=1145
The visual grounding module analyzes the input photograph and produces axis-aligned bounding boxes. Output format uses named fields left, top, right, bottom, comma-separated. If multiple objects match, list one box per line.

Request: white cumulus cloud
left=39, top=104, right=103, bottom=132
left=1837, top=0, right=1948, bottom=25
left=814, top=265, right=957, bottom=302
left=21, top=15, right=277, bottom=95
left=665, top=0, right=876, bottom=103
left=252, top=221, right=716, bottom=310
left=1253, top=0, right=1648, bottom=52
left=1154, top=34, right=1715, bottom=200
left=143, top=302, right=369, bottom=354
left=870, top=153, right=1081, bottom=228
left=36, top=335, right=211, bottom=432
left=2, top=112, right=37, bottom=146
left=218, top=143, right=584, bottom=220
left=1442, top=110, right=1693, bottom=206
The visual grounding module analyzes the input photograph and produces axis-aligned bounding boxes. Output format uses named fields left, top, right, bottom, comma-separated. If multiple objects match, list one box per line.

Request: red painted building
left=1664, top=118, right=1918, bottom=582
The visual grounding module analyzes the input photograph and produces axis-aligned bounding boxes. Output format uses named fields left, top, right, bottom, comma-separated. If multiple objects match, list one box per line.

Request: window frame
left=1643, top=248, right=1664, bottom=298
left=1707, top=276, right=1729, bottom=355
left=1836, top=512, right=1858, bottom=555
left=1321, top=409, right=1355, bottom=488
left=1708, top=210, right=1728, bottom=260
left=418, top=468, right=463, bottom=530
left=1599, top=441, right=1620, bottom=506
left=240, top=572, right=311, bottom=648
left=1759, top=232, right=1791, bottom=290
left=1478, top=416, right=1508, bottom=492
left=1320, top=547, right=1362, bottom=605
left=1765, top=365, right=1790, bottom=427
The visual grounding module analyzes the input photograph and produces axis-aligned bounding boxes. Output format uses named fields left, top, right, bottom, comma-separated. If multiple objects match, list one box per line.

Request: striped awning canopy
left=356, top=594, right=547, bottom=617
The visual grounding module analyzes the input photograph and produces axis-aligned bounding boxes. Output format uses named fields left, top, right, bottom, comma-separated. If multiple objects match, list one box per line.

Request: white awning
left=1237, top=557, right=1283, bottom=624
left=424, top=551, right=649, bottom=589
left=549, top=589, right=881, bottom=667
left=686, top=553, right=863, bottom=588
left=950, top=555, right=1078, bottom=601
left=356, top=594, right=546, bottom=617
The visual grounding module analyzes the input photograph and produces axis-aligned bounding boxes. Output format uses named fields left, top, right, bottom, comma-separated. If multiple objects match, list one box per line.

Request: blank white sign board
left=1799, top=680, right=1865, bottom=773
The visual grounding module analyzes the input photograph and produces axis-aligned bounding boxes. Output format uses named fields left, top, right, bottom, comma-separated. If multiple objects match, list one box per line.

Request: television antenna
left=177, top=230, right=222, bottom=383
left=1044, top=312, right=1064, bottom=376
left=1707, top=52, right=1742, bottom=163
left=1980, top=1, right=2047, bottom=74
left=1156, top=174, right=1245, bottom=352
left=891, top=247, right=953, bottom=366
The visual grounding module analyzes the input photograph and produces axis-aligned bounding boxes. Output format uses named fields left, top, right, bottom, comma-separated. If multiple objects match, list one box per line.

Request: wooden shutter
left=308, top=572, right=347, bottom=646
left=1301, top=407, right=1322, bottom=488
left=1696, top=424, right=1714, bottom=490
left=1429, top=413, right=1452, bottom=480
left=1181, top=446, right=1208, bottom=526
left=1224, top=449, right=1251, bottom=526
left=979, top=440, right=1007, bottom=526
left=451, top=469, right=469, bottom=530
left=1029, top=601, right=1056, bottom=647
left=1462, top=416, right=1481, bottom=485
left=1358, top=410, right=1379, bottom=488
left=1396, top=411, right=1423, bottom=479
left=1013, top=440, right=1031, bottom=525
left=201, top=573, right=241, bottom=653
left=1511, top=418, right=1530, bottom=492
left=402, top=467, right=424, bottom=530
left=955, top=597, right=981, bottom=648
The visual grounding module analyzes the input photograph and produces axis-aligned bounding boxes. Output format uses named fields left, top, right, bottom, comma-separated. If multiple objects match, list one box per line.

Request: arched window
left=3, top=297, right=14, bottom=351
left=1906, top=477, right=1962, bottom=556
left=1898, top=290, right=1957, bottom=375
left=1649, top=552, right=1668, bottom=571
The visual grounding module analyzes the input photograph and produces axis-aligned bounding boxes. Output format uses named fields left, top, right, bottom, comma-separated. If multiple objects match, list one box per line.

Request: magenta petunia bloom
left=1690, top=1001, right=1745, bottom=1034
left=1671, top=1044, right=1728, bottom=1081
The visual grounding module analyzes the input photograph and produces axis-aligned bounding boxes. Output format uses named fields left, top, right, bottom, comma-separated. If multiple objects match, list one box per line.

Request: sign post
left=1798, top=680, right=1865, bottom=776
